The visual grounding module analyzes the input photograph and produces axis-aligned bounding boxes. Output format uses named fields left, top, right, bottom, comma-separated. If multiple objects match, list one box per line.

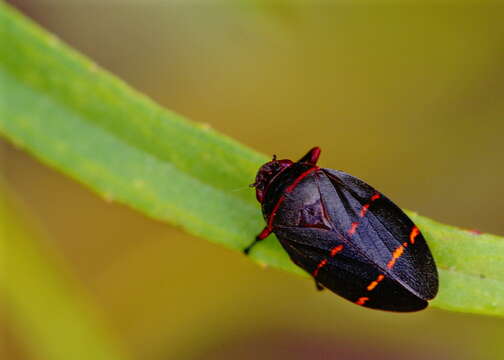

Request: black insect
left=245, top=147, right=438, bottom=312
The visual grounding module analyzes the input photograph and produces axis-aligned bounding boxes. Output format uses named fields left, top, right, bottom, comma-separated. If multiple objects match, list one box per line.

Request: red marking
left=357, top=193, right=380, bottom=219
left=348, top=222, right=359, bottom=235
left=305, top=147, right=321, bottom=164
left=359, top=204, right=370, bottom=217
left=257, top=227, right=271, bottom=240
left=468, top=229, right=482, bottom=235
left=387, top=245, right=405, bottom=269
left=313, top=246, right=343, bottom=277
left=258, top=159, right=294, bottom=203
left=286, top=167, right=319, bottom=193
left=366, top=274, right=385, bottom=291
left=330, top=245, right=344, bottom=257
left=370, top=193, right=381, bottom=202
left=267, top=167, right=319, bottom=229
left=267, top=195, right=286, bottom=228
left=403, top=242, right=408, bottom=247
left=312, top=259, right=328, bottom=277
left=409, top=226, right=419, bottom=244
left=355, top=297, right=369, bottom=306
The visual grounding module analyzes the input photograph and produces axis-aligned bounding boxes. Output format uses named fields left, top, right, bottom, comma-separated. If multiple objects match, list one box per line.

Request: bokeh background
left=2, top=1, right=504, bottom=359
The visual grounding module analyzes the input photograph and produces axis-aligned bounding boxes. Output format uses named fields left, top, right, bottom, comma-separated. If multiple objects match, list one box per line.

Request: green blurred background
left=2, top=1, right=504, bottom=359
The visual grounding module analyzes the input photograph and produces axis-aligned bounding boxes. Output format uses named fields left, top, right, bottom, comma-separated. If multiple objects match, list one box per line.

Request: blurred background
left=2, top=1, right=504, bottom=359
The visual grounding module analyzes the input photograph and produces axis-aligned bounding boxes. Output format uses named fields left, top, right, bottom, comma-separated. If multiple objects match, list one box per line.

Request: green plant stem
left=0, top=2, right=503, bottom=317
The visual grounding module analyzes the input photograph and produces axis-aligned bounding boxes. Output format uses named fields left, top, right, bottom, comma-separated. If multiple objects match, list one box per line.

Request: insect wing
left=275, top=227, right=428, bottom=311
left=319, top=168, right=438, bottom=300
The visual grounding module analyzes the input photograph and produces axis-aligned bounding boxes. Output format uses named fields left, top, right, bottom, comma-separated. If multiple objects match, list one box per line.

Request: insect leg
left=314, top=280, right=324, bottom=291
left=243, top=227, right=272, bottom=255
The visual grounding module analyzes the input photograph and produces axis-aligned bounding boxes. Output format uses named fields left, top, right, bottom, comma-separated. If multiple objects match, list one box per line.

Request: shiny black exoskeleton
left=246, top=147, right=438, bottom=312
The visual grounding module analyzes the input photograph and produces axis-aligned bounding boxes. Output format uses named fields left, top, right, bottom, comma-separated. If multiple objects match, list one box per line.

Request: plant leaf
left=410, top=213, right=504, bottom=316
left=0, top=3, right=503, bottom=317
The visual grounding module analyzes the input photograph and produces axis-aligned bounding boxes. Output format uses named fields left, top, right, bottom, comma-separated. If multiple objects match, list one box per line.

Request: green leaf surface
left=0, top=184, right=129, bottom=360
left=0, top=3, right=503, bottom=317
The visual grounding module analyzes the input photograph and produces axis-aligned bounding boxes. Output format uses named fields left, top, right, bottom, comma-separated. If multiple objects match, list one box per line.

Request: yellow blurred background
left=2, top=1, right=504, bottom=359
